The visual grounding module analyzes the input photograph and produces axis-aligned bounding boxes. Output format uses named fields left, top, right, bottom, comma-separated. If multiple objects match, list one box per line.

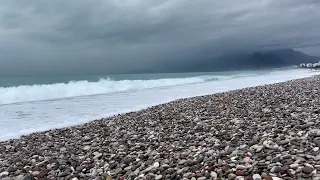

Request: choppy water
left=1, top=69, right=319, bottom=141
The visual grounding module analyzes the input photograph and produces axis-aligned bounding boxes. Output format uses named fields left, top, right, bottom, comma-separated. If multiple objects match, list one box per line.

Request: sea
left=1, top=68, right=319, bottom=141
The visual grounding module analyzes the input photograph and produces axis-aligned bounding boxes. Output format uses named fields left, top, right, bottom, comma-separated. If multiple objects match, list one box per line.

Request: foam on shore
left=1, top=69, right=319, bottom=141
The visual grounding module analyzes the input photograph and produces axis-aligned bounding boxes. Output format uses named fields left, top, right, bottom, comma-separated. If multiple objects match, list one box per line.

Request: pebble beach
left=1, top=76, right=320, bottom=180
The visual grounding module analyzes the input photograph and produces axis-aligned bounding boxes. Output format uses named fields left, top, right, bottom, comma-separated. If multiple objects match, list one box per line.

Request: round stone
left=210, top=171, right=217, bottom=178
left=153, top=162, right=160, bottom=168
left=289, top=164, right=299, bottom=169
left=82, top=146, right=91, bottom=151
left=302, top=166, right=314, bottom=174
left=270, top=166, right=281, bottom=173
left=228, top=173, right=236, bottom=179
left=235, top=170, right=245, bottom=176
left=252, top=174, right=262, bottom=180
left=32, top=171, right=40, bottom=176
left=7, top=166, right=18, bottom=173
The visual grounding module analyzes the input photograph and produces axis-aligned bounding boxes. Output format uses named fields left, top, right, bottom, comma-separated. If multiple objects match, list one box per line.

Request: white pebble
left=236, top=176, right=244, bottom=180
left=82, top=145, right=91, bottom=151
left=251, top=144, right=264, bottom=152
left=0, top=171, right=9, bottom=177
left=90, top=168, right=97, bottom=176
left=252, top=174, right=261, bottom=180
left=236, top=165, right=246, bottom=170
left=60, top=147, right=67, bottom=152
left=243, top=157, right=251, bottom=163
left=230, top=156, right=237, bottom=162
left=32, top=171, right=40, bottom=176
left=272, top=177, right=282, bottom=180
left=289, top=163, right=299, bottom=169
left=153, top=162, right=160, bottom=168
left=210, top=171, right=217, bottom=178
left=93, top=153, right=102, bottom=160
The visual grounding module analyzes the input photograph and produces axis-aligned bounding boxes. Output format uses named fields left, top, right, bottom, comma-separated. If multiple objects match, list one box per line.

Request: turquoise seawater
left=0, top=70, right=268, bottom=88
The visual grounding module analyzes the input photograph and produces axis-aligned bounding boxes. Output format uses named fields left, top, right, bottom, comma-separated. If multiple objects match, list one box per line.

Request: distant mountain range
left=197, top=48, right=319, bottom=71
left=127, top=48, right=319, bottom=74
left=187, top=48, right=319, bottom=72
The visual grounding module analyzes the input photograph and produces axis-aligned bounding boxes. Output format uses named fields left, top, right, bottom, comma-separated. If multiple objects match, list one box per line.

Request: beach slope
left=1, top=76, right=320, bottom=179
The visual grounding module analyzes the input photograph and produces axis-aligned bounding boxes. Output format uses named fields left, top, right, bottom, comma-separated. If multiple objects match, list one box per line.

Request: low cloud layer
left=0, top=0, right=320, bottom=76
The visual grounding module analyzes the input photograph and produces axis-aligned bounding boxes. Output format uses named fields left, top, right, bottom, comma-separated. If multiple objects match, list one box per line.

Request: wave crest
left=0, top=76, right=221, bottom=105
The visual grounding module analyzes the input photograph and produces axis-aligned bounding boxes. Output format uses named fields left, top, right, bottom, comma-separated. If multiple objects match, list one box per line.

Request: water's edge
left=2, top=70, right=319, bottom=142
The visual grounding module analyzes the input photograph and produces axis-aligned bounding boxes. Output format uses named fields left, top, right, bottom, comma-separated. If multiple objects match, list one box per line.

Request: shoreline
left=1, top=68, right=319, bottom=142
left=1, top=76, right=320, bottom=179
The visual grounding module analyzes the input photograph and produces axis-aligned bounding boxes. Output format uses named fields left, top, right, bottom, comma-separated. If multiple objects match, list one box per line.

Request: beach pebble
left=252, top=174, right=261, bottom=180
left=211, top=171, right=217, bottom=178
left=197, top=177, right=206, bottom=180
left=0, top=171, right=9, bottom=177
left=1, top=177, right=11, bottom=180
left=228, top=173, right=236, bottom=179
left=289, top=164, right=299, bottom=169
left=0, top=76, right=320, bottom=179
left=82, top=145, right=91, bottom=151
left=32, top=171, right=40, bottom=176
left=93, top=153, right=102, bottom=160
left=155, top=175, right=162, bottom=180
left=302, top=166, right=314, bottom=174
left=309, top=129, right=320, bottom=137
left=270, top=166, right=281, bottom=173
left=60, top=147, right=67, bottom=152
left=236, top=165, right=246, bottom=170
left=153, top=162, right=160, bottom=168
left=272, top=177, right=282, bottom=180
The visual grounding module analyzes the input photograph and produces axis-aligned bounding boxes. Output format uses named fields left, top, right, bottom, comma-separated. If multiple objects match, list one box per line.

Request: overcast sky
left=0, top=0, right=320, bottom=76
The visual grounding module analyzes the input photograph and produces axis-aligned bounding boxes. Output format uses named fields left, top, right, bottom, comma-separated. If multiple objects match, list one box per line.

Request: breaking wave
left=0, top=76, right=232, bottom=105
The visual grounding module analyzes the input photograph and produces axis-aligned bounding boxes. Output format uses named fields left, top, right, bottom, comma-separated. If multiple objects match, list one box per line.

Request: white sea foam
left=0, top=74, right=252, bottom=105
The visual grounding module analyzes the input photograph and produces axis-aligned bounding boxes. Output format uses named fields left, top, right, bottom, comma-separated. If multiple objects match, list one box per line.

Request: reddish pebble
left=261, top=175, right=273, bottom=180
left=236, top=170, right=245, bottom=176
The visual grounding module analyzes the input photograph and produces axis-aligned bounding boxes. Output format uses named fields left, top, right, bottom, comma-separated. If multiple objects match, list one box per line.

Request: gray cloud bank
left=0, top=0, right=320, bottom=76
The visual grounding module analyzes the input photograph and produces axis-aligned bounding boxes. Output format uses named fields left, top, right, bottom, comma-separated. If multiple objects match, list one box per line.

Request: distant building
left=313, top=61, right=320, bottom=69
left=299, top=63, right=306, bottom=67
left=298, top=61, right=320, bottom=69
left=306, top=63, right=313, bottom=68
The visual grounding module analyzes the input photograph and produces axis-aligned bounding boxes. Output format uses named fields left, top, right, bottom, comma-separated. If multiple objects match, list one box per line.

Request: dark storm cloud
left=0, top=0, right=320, bottom=76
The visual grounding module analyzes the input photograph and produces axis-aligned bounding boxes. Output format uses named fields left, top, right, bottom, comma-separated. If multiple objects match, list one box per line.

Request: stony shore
left=1, top=76, right=320, bottom=180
